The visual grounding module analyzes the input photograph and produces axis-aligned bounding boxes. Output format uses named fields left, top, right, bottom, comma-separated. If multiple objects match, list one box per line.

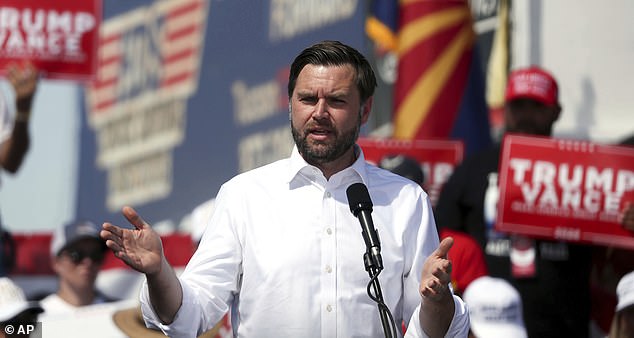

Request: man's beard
left=291, top=117, right=360, bottom=166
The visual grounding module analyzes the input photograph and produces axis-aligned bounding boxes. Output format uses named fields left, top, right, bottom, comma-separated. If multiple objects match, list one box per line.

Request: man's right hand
left=101, top=206, right=164, bottom=275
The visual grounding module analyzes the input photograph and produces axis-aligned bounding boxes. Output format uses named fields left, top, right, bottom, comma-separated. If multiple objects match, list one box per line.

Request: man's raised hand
left=100, top=206, right=164, bottom=275
left=420, top=237, right=454, bottom=302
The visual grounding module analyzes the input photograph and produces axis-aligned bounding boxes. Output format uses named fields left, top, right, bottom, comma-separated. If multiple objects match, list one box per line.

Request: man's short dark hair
left=288, top=40, right=377, bottom=104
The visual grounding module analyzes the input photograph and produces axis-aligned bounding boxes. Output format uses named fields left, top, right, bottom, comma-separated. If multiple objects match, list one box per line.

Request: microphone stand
left=364, top=252, right=397, bottom=338
left=346, top=183, right=398, bottom=337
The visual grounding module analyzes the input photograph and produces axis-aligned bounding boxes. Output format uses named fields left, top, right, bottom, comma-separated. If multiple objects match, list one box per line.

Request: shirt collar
left=286, top=144, right=370, bottom=186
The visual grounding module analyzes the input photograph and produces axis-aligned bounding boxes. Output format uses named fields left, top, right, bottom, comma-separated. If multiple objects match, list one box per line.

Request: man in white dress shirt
left=101, top=40, right=469, bottom=338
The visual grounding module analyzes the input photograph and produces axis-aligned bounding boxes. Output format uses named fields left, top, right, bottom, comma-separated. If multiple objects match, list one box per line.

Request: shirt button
left=325, top=265, right=332, bottom=273
left=326, top=228, right=332, bottom=235
left=326, top=305, right=333, bottom=312
left=326, top=192, right=332, bottom=198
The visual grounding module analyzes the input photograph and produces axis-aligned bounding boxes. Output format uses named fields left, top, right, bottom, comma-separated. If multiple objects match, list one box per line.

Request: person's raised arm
left=0, top=62, right=38, bottom=173
left=418, top=237, right=455, bottom=338
left=100, top=206, right=182, bottom=324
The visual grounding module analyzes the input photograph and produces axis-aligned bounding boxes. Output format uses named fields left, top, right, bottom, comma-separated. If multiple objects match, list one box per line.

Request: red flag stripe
left=398, top=2, right=468, bottom=55
left=163, top=47, right=198, bottom=65
left=394, top=24, right=474, bottom=139
left=165, top=0, right=203, bottom=20
left=99, top=33, right=123, bottom=46
left=394, top=22, right=466, bottom=106
left=166, top=24, right=201, bottom=42
left=161, top=71, right=196, bottom=88
left=414, top=48, right=472, bottom=138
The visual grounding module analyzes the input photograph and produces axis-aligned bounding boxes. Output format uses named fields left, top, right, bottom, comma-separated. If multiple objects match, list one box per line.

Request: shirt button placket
left=321, top=189, right=336, bottom=338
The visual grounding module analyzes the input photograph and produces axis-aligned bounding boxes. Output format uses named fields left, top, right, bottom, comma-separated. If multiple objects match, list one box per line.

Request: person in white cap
left=40, top=220, right=112, bottom=314
left=0, top=277, right=43, bottom=338
left=609, top=271, right=634, bottom=338
left=463, top=276, right=527, bottom=338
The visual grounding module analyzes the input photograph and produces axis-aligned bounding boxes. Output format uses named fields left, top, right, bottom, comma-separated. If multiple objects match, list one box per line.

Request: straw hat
left=112, top=306, right=222, bottom=338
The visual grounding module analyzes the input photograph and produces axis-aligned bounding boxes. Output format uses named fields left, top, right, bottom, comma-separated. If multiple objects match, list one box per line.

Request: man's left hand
left=420, top=237, right=453, bottom=302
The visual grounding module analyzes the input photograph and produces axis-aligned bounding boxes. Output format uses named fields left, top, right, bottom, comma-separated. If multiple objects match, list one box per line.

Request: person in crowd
left=618, top=135, right=634, bottom=232
left=590, top=135, right=634, bottom=335
left=623, top=203, right=634, bottom=232
left=101, top=40, right=469, bottom=337
left=40, top=220, right=113, bottom=314
left=434, top=65, right=593, bottom=337
left=0, top=277, right=43, bottom=338
left=379, top=154, right=488, bottom=296
left=609, top=270, right=634, bottom=338
left=0, top=62, right=40, bottom=277
left=378, top=154, right=425, bottom=185
left=463, top=276, right=527, bottom=338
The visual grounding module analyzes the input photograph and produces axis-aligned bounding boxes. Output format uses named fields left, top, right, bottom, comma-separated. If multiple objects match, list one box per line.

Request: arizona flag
left=391, top=0, right=491, bottom=156
left=366, top=0, right=399, bottom=52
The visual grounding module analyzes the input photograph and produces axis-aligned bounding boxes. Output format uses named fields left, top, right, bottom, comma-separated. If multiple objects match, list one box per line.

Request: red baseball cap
left=505, top=66, right=559, bottom=106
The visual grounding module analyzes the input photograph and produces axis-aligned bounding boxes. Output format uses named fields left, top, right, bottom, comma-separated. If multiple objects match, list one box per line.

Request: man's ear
left=552, top=104, right=562, bottom=123
left=360, top=96, right=373, bottom=124
left=50, top=255, right=61, bottom=274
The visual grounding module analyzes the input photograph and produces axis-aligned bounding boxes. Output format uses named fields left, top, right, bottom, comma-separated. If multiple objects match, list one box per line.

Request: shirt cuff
left=139, top=279, right=200, bottom=338
left=404, top=295, right=470, bottom=338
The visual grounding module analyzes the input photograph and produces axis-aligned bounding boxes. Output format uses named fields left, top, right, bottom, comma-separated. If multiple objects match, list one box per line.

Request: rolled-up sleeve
left=404, top=295, right=470, bottom=338
left=140, top=279, right=203, bottom=337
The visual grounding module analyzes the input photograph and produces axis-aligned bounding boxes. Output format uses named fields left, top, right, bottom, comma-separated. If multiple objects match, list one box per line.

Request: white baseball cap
left=616, top=271, right=634, bottom=312
left=463, top=276, right=527, bottom=338
left=0, top=278, right=43, bottom=322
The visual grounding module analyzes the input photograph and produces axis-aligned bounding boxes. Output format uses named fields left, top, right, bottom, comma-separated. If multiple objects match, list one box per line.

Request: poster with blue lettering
left=77, top=0, right=366, bottom=229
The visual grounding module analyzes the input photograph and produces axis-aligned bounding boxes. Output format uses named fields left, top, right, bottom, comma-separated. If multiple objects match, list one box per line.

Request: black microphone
left=346, top=182, right=383, bottom=270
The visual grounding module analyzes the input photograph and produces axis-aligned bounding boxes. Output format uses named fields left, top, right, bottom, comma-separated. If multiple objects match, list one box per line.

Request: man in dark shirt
left=435, top=66, right=593, bottom=338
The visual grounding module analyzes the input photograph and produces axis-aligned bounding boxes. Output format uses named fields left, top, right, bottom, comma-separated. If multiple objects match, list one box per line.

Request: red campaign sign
left=497, top=134, right=634, bottom=249
left=0, top=0, right=101, bottom=81
left=357, top=137, right=464, bottom=206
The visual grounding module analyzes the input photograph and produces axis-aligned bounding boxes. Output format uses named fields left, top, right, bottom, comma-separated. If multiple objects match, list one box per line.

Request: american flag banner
left=392, top=0, right=491, bottom=156
left=84, top=0, right=209, bottom=211
left=87, top=0, right=208, bottom=122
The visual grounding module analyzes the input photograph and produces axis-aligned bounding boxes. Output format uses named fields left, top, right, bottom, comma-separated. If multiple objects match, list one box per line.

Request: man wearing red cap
left=435, top=66, right=593, bottom=337
left=503, top=66, right=561, bottom=136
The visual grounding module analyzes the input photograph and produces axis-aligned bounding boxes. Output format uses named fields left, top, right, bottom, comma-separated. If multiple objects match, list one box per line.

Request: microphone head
left=346, top=183, right=373, bottom=216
